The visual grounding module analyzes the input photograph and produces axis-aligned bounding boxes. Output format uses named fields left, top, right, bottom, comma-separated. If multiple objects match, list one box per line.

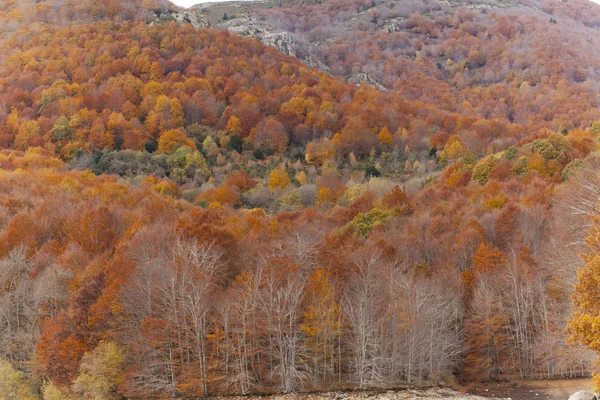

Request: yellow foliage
left=225, top=115, right=242, bottom=135
left=268, top=168, right=291, bottom=190
left=378, top=127, right=394, bottom=149
left=305, top=139, right=335, bottom=165
left=484, top=193, right=508, bottom=210
left=526, top=152, right=547, bottom=176
left=317, top=187, right=338, bottom=207
left=73, top=341, right=126, bottom=400
left=14, top=120, right=40, bottom=151
left=0, top=359, right=38, bottom=400
left=569, top=215, right=600, bottom=391
left=157, top=129, right=195, bottom=154
left=445, top=140, right=466, bottom=161
left=297, top=170, right=307, bottom=185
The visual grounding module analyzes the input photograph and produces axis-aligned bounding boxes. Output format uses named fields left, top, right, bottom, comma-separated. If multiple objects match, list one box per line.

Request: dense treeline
left=0, top=131, right=596, bottom=398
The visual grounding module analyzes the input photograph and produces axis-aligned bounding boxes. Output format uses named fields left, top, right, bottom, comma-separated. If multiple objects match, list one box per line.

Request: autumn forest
left=2, top=0, right=600, bottom=398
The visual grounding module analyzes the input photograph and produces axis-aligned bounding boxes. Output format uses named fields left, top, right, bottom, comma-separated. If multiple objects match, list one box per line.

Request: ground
left=208, top=379, right=592, bottom=400
left=468, top=378, right=593, bottom=400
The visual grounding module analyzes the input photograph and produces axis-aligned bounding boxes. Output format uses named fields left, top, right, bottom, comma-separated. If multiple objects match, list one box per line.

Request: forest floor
left=467, top=378, right=593, bottom=400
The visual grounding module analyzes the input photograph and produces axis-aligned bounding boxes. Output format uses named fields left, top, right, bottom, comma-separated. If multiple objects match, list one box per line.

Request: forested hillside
left=1, top=0, right=600, bottom=398
left=228, top=0, right=600, bottom=130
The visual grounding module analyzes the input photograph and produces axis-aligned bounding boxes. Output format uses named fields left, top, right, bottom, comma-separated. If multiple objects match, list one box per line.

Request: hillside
left=192, top=0, right=307, bottom=25
left=0, top=0, right=600, bottom=399
left=219, top=0, right=600, bottom=133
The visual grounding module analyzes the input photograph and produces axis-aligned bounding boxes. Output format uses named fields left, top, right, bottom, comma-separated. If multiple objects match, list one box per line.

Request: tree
left=43, top=382, right=73, bottom=400
left=0, top=359, right=37, bottom=400
left=219, top=272, right=260, bottom=394
left=464, top=275, right=507, bottom=380
left=14, top=121, right=41, bottom=151
left=302, top=268, right=340, bottom=386
left=260, top=259, right=306, bottom=392
left=197, top=185, right=241, bottom=207
left=305, top=139, right=334, bottom=166
left=0, top=246, right=37, bottom=368
left=472, top=156, right=498, bottom=185
left=335, top=117, right=376, bottom=158
left=297, top=171, right=307, bottom=185
left=52, top=116, right=74, bottom=141
left=377, top=127, right=393, bottom=150
left=72, top=341, right=126, bottom=400
left=230, top=134, right=243, bottom=153
left=225, top=170, right=256, bottom=193
left=365, top=165, right=380, bottom=179
left=569, top=211, right=600, bottom=390
left=158, top=129, right=196, bottom=154
left=202, top=136, right=219, bottom=160
left=343, top=250, right=387, bottom=388
left=226, top=116, right=242, bottom=136
left=268, top=168, right=291, bottom=190
left=473, top=242, right=504, bottom=275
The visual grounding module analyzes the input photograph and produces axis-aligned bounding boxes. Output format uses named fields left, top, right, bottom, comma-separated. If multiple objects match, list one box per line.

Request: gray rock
left=224, top=17, right=295, bottom=56
left=149, top=9, right=210, bottom=30
left=568, top=390, right=598, bottom=400
left=348, top=72, right=387, bottom=91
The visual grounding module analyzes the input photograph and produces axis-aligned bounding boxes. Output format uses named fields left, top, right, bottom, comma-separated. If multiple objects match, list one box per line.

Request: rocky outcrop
left=149, top=9, right=210, bottom=30
left=224, top=18, right=295, bottom=56
left=348, top=72, right=387, bottom=91
left=383, top=17, right=405, bottom=33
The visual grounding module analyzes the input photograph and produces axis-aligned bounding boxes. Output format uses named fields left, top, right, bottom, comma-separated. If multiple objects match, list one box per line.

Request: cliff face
left=223, top=17, right=295, bottom=56
left=150, top=9, right=211, bottom=29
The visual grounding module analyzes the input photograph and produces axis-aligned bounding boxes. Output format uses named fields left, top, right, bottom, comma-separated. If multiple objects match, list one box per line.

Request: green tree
left=202, top=136, right=219, bottom=160
left=365, top=165, right=381, bottom=179
left=349, top=208, right=392, bottom=238
left=230, top=134, right=243, bottom=153
left=472, top=155, right=498, bottom=185
left=52, top=116, right=74, bottom=141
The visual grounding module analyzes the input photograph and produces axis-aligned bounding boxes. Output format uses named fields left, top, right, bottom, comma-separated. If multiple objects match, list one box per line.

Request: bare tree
left=0, top=246, right=36, bottom=369
left=343, top=250, right=387, bottom=388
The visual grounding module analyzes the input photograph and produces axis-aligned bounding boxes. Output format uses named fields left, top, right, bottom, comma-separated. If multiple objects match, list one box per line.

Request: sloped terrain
left=0, top=0, right=600, bottom=398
